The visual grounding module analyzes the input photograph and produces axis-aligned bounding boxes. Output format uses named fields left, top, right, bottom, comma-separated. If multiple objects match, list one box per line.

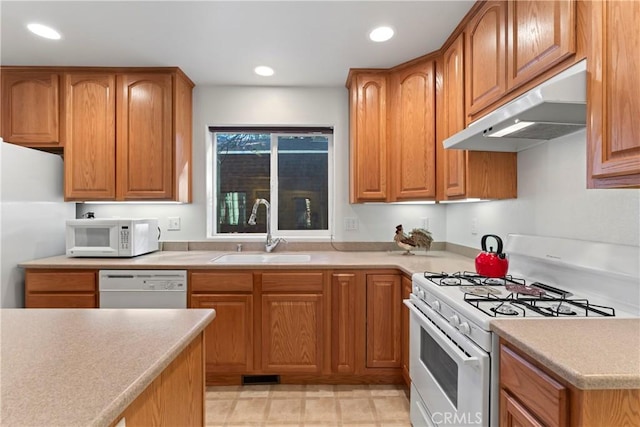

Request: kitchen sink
left=210, top=253, right=312, bottom=264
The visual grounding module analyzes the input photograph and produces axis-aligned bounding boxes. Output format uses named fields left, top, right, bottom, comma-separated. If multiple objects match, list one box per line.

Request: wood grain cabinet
left=63, top=69, right=193, bottom=201
left=347, top=71, right=388, bottom=202
left=440, top=33, right=517, bottom=200
left=499, top=340, right=640, bottom=427
left=189, top=271, right=254, bottom=378
left=506, top=0, right=576, bottom=91
left=261, top=272, right=324, bottom=374
left=1, top=71, right=61, bottom=147
left=401, top=275, right=411, bottom=386
left=25, top=269, right=97, bottom=308
left=466, top=0, right=578, bottom=123
left=331, top=273, right=357, bottom=374
left=389, top=59, right=437, bottom=200
left=465, top=1, right=507, bottom=120
left=366, top=273, right=401, bottom=368
left=587, top=0, right=640, bottom=188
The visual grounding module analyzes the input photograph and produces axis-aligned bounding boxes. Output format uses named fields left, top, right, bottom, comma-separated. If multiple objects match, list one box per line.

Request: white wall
left=446, top=130, right=640, bottom=249
left=80, top=85, right=446, bottom=242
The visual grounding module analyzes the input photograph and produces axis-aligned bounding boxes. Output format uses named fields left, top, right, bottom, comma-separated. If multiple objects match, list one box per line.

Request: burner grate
left=463, top=292, right=616, bottom=318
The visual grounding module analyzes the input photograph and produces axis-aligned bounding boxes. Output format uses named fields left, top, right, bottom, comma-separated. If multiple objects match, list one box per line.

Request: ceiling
left=0, top=1, right=475, bottom=87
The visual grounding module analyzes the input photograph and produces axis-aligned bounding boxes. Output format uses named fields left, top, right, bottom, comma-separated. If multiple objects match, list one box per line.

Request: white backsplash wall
left=446, top=130, right=640, bottom=249
left=78, top=85, right=447, bottom=243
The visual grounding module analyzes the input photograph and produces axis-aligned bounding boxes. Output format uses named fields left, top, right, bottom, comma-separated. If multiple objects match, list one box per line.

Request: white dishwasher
left=99, top=270, right=187, bottom=308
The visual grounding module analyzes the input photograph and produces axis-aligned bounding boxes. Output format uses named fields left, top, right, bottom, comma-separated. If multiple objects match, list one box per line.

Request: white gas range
left=405, top=234, right=640, bottom=427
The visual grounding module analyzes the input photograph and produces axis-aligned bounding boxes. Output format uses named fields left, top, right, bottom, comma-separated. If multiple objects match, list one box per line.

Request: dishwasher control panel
left=98, top=270, right=187, bottom=308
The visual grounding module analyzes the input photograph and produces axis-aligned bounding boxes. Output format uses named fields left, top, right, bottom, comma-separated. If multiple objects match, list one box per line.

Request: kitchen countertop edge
left=491, top=318, right=640, bottom=390
left=93, top=308, right=216, bottom=427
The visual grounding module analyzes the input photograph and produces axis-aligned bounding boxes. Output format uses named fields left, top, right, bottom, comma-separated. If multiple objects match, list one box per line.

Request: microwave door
left=67, top=223, right=119, bottom=256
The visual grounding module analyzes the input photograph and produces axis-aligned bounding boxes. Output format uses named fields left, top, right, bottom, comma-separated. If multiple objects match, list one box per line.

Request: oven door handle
left=404, top=300, right=480, bottom=366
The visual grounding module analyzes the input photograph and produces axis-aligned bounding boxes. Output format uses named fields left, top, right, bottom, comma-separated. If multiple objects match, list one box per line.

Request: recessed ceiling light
left=254, top=66, right=274, bottom=77
left=369, top=26, right=394, bottom=42
left=27, top=23, right=61, bottom=40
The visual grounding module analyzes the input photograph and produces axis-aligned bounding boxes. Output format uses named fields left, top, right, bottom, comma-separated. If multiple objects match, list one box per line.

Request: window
left=207, top=127, right=332, bottom=239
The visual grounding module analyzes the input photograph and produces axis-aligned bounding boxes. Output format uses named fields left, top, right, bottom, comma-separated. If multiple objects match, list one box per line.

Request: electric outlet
left=168, top=217, right=181, bottom=231
left=420, top=217, right=430, bottom=230
left=344, top=217, right=359, bottom=231
left=471, top=218, right=478, bottom=235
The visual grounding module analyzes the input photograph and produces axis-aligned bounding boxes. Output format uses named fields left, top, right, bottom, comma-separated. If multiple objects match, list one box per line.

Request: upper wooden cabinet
left=440, top=34, right=517, bottom=200
left=587, top=0, right=640, bottom=189
left=389, top=59, right=437, bottom=200
left=348, top=71, right=388, bottom=202
left=465, top=0, right=578, bottom=122
left=63, top=73, right=117, bottom=200
left=507, top=0, right=576, bottom=90
left=465, top=1, right=507, bottom=119
left=64, top=69, right=193, bottom=201
left=1, top=66, right=193, bottom=202
left=1, top=71, right=61, bottom=147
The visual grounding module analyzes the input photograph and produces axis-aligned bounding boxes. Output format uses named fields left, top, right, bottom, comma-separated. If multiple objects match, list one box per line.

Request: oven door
left=405, top=297, right=490, bottom=426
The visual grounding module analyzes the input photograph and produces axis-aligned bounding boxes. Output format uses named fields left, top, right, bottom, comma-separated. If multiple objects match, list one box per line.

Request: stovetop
left=421, top=270, right=616, bottom=318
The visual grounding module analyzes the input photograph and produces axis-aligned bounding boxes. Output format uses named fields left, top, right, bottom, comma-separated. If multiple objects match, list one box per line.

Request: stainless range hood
left=443, top=60, right=586, bottom=152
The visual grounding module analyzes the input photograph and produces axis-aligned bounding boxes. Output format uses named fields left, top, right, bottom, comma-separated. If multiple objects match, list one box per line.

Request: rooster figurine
left=394, top=224, right=433, bottom=255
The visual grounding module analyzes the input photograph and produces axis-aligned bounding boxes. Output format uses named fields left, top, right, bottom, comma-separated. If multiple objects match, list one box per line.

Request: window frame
left=206, top=128, right=334, bottom=241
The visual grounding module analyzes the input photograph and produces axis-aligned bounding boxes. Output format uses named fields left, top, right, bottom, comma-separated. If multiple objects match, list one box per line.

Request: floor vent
left=242, top=374, right=280, bottom=385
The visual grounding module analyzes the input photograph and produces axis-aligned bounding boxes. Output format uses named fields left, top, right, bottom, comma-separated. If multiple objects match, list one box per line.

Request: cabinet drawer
left=500, top=344, right=567, bottom=427
left=190, top=272, right=253, bottom=292
left=26, top=270, right=96, bottom=292
left=26, top=294, right=96, bottom=308
left=262, top=272, right=324, bottom=292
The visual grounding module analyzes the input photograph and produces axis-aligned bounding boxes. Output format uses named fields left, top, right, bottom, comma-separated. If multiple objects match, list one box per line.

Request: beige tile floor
left=205, top=384, right=411, bottom=427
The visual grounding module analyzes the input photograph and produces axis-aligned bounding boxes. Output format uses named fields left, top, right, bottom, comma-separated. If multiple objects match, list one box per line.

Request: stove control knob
left=432, top=300, right=441, bottom=312
left=450, top=315, right=460, bottom=326
left=458, top=322, right=471, bottom=335
left=417, top=289, right=425, bottom=299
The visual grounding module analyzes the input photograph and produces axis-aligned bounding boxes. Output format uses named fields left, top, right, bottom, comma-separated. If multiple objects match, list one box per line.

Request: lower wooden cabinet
left=366, top=273, right=402, bottom=368
left=401, top=275, right=411, bottom=386
left=25, top=269, right=97, bottom=308
left=188, top=268, right=405, bottom=385
left=191, top=294, right=253, bottom=373
left=189, top=271, right=254, bottom=377
left=499, top=340, right=640, bottom=427
left=331, top=273, right=357, bottom=374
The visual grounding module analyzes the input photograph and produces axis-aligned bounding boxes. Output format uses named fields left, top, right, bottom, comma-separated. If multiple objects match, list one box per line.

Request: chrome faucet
left=248, top=198, right=285, bottom=252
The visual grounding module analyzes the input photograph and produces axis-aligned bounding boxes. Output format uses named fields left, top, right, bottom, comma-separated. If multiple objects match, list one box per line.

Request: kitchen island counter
left=491, top=318, right=640, bottom=389
left=0, top=308, right=215, bottom=426
left=19, top=249, right=477, bottom=275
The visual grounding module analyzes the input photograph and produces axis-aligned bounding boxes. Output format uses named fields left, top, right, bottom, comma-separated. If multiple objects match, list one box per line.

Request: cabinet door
left=117, top=73, right=173, bottom=200
left=587, top=0, right=640, bottom=188
left=262, top=293, right=323, bottom=373
left=401, top=275, right=411, bottom=385
left=507, top=0, right=576, bottom=90
left=331, top=273, right=357, bottom=374
left=500, top=390, right=545, bottom=427
left=389, top=60, right=436, bottom=200
left=191, top=294, right=253, bottom=373
left=62, top=73, right=116, bottom=200
left=1, top=71, right=60, bottom=145
left=465, top=1, right=507, bottom=119
left=366, top=274, right=401, bottom=368
left=442, top=34, right=468, bottom=198
left=349, top=72, right=388, bottom=202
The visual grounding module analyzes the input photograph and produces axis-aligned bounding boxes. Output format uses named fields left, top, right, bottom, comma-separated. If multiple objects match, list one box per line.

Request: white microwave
left=66, top=218, right=159, bottom=257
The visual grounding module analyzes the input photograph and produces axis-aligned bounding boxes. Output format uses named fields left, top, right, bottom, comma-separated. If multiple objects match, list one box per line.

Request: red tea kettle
left=475, top=234, right=509, bottom=278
